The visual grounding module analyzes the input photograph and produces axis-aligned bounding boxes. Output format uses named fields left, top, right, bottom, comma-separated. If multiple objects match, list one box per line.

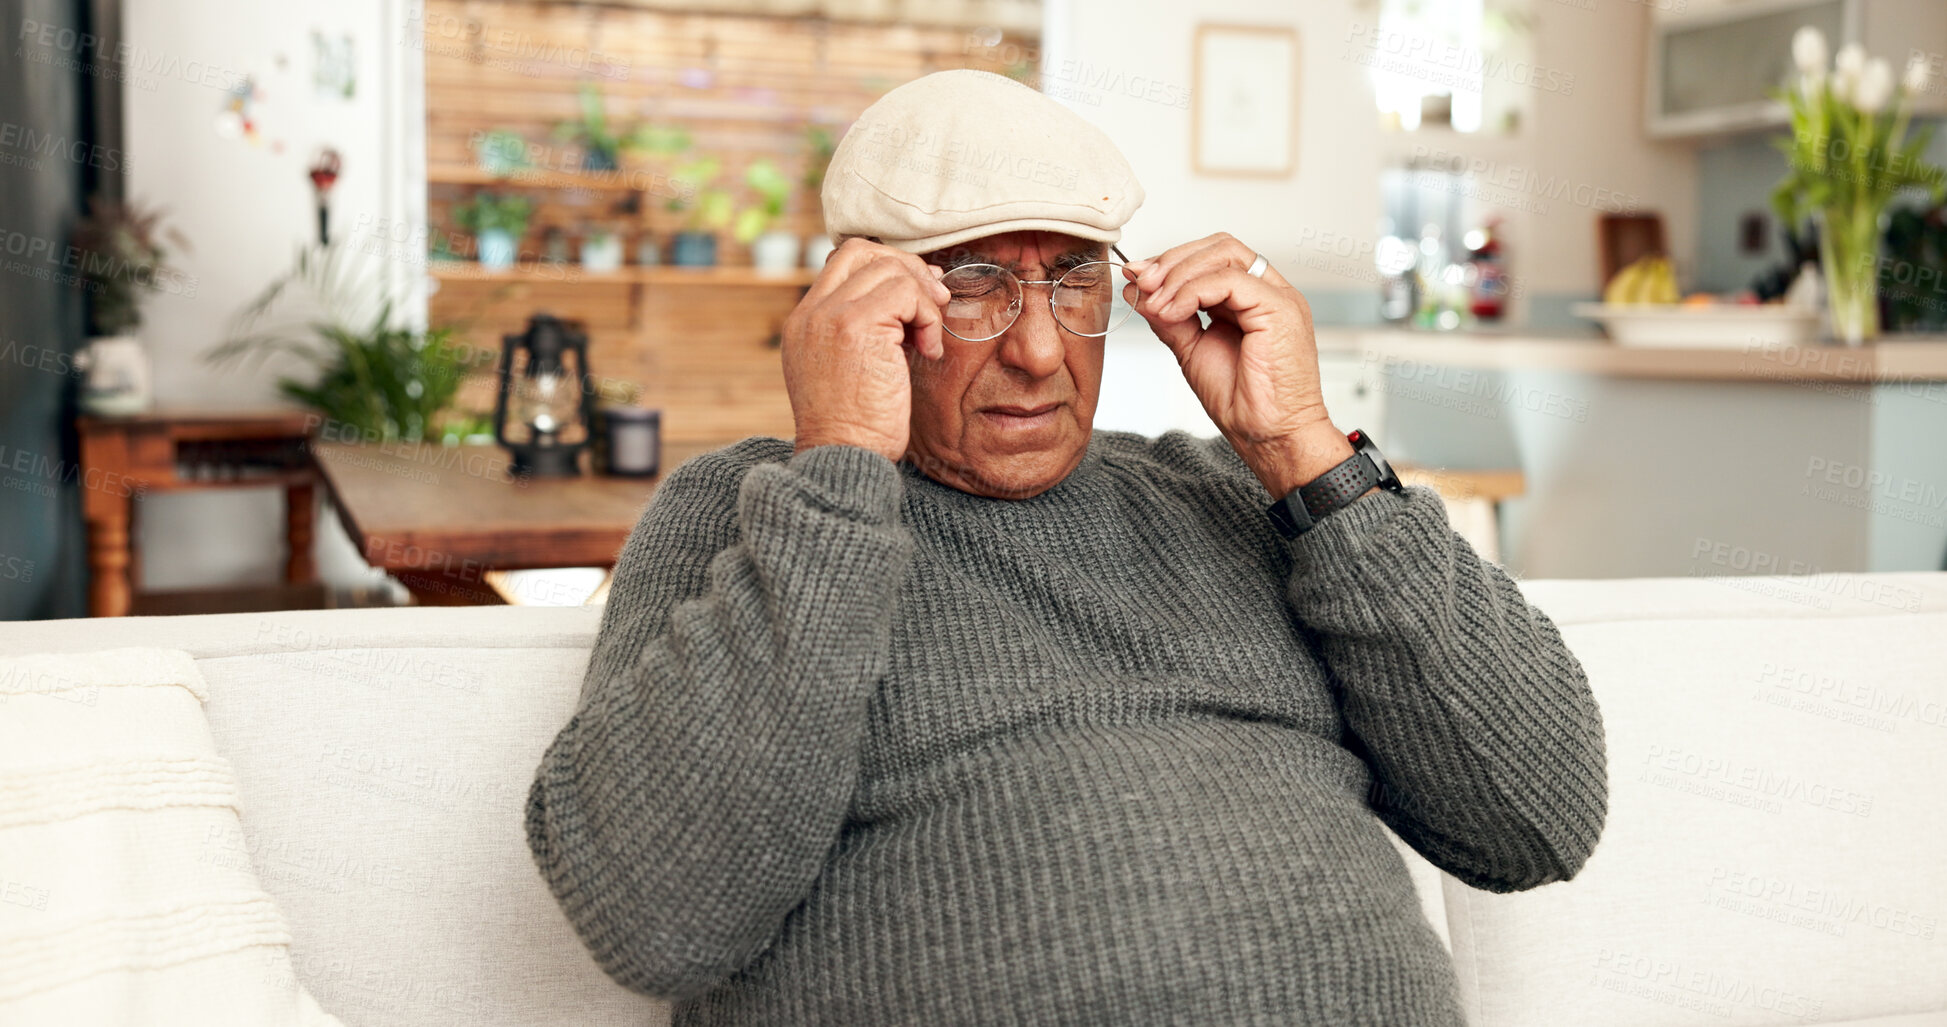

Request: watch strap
left=1298, top=451, right=1382, bottom=519
left=1264, top=429, right=1400, bottom=540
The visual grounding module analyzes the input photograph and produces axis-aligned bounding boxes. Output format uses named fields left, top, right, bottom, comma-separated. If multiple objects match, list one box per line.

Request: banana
left=1604, top=256, right=1681, bottom=306
left=1604, top=260, right=1644, bottom=305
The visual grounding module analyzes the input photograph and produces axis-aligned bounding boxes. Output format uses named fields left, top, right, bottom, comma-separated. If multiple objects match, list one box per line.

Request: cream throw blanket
left=0, top=647, right=342, bottom=1026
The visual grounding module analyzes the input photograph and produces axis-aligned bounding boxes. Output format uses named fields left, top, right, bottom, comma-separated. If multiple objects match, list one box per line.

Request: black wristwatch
left=1265, top=429, right=1404, bottom=539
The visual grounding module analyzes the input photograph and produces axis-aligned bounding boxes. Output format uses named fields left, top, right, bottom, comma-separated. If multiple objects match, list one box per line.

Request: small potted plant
left=802, top=123, right=839, bottom=269
left=69, top=197, right=189, bottom=415
left=736, top=159, right=800, bottom=274
left=452, top=192, right=533, bottom=271
left=667, top=157, right=734, bottom=267
left=555, top=83, right=690, bottom=173
left=555, top=83, right=629, bottom=172
left=471, top=129, right=532, bottom=177
left=581, top=222, right=624, bottom=274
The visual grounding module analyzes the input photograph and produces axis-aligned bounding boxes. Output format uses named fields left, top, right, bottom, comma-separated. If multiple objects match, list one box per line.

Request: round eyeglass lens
left=940, top=264, right=1022, bottom=342
left=1052, top=261, right=1135, bottom=337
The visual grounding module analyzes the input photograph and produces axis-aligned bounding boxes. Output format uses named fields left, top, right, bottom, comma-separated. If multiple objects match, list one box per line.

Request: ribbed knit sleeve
left=525, top=442, right=915, bottom=1001
left=1283, top=484, right=1608, bottom=893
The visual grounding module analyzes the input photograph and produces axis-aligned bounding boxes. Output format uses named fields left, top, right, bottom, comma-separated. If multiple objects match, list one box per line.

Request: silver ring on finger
left=1246, top=252, right=1269, bottom=279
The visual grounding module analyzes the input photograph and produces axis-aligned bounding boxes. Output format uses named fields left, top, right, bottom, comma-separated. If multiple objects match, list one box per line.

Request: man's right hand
left=781, top=238, right=950, bottom=462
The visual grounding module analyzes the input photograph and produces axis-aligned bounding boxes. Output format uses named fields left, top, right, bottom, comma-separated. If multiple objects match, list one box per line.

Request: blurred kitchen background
left=4, top=0, right=1945, bottom=620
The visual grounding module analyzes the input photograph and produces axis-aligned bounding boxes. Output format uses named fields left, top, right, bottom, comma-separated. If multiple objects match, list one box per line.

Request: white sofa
left=4, top=572, right=1945, bottom=1027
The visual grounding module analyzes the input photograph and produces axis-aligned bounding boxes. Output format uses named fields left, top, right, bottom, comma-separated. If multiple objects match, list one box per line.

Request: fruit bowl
left=1572, top=303, right=1822, bottom=349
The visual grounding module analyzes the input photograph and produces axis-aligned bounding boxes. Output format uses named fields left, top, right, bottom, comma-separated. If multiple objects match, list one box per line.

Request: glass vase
left=1817, top=206, right=1884, bottom=346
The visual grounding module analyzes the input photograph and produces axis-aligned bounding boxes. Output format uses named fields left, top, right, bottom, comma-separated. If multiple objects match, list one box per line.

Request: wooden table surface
left=314, top=440, right=1523, bottom=600
left=1396, top=465, right=1524, bottom=502
left=314, top=440, right=723, bottom=572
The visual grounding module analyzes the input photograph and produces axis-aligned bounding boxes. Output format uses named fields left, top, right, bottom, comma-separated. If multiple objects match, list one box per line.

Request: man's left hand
left=1124, top=233, right=1354, bottom=499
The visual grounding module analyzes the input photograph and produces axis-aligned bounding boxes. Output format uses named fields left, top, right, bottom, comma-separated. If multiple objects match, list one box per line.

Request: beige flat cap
left=820, top=69, right=1144, bottom=254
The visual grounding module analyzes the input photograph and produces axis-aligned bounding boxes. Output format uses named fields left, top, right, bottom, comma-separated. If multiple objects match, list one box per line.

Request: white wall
left=125, top=0, right=420, bottom=591
left=1044, top=0, right=1383, bottom=296
left=1517, top=0, right=1698, bottom=293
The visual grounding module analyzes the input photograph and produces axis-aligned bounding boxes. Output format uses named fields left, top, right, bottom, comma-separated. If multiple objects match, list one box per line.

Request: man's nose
left=995, top=291, right=1066, bottom=379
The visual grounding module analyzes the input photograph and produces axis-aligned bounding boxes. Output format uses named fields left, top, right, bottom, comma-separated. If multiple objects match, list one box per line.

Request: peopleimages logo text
left=1344, top=22, right=1575, bottom=95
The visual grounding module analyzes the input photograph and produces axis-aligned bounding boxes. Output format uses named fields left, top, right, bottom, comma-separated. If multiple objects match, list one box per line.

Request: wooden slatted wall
left=424, top=0, right=1038, bottom=444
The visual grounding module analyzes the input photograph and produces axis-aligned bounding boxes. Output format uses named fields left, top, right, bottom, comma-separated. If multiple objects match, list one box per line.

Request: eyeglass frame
left=936, top=243, right=1133, bottom=342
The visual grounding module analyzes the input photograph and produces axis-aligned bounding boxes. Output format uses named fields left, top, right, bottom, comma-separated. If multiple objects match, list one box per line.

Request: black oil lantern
left=493, top=313, right=594, bottom=477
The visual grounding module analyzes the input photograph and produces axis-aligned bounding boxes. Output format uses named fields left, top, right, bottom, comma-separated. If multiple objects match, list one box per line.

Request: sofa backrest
left=1461, top=573, right=1947, bottom=1027
left=6, top=571, right=1944, bottom=1027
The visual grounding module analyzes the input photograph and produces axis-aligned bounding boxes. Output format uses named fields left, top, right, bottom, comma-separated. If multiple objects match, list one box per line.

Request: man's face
left=907, top=230, right=1106, bottom=500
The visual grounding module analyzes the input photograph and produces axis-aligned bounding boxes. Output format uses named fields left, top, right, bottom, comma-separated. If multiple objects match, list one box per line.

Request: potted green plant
left=801, top=124, right=839, bottom=269
left=667, top=157, right=734, bottom=267
left=471, top=129, right=532, bottom=177
left=1773, top=28, right=1945, bottom=344
left=736, top=159, right=799, bottom=274
left=554, top=82, right=690, bottom=173
left=803, top=124, right=838, bottom=192
left=205, top=242, right=488, bottom=443
left=69, top=197, right=190, bottom=415
left=1882, top=205, right=1947, bottom=332
left=555, top=83, right=627, bottom=172
left=581, top=222, right=624, bottom=274
left=451, top=192, right=533, bottom=271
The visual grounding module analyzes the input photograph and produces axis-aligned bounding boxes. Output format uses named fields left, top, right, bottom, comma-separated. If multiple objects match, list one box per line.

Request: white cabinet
left=1094, top=339, right=1387, bottom=445
left=1647, top=0, right=1947, bottom=139
left=1317, top=350, right=1388, bottom=440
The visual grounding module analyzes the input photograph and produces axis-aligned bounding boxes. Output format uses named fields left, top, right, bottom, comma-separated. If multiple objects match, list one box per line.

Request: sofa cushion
left=1447, top=583, right=1947, bottom=1027
left=0, top=647, right=343, bottom=1027
left=0, top=608, right=665, bottom=1027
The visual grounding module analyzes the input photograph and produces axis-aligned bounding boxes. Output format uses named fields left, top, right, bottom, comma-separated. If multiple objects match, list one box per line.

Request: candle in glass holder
left=594, top=406, right=660, bottom=477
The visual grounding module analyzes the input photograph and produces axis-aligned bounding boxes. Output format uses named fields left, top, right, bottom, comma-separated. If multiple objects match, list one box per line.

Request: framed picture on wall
left=1192, top=24, right=1299, bottom=177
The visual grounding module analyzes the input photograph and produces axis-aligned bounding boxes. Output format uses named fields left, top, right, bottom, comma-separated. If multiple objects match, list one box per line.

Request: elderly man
left=527, top=70, right=1607, bottom=1025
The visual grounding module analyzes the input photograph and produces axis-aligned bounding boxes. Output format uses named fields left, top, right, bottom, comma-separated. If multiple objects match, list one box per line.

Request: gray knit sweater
left=526, top=429, right=1607, bottom=1025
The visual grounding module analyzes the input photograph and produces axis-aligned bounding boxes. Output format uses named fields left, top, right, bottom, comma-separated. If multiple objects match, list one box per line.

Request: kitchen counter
left=1314, top=327, right=1947, bottom=385
left=1304, top=325, right=1947, bottom=580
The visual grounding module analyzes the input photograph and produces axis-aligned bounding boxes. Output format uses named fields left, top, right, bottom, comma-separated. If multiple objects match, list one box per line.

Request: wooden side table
left=313, top=440, right=719, bottom=605
left=1396, top=465, right=1525, bottom=564
left=75, top=410, right=320, bottom=617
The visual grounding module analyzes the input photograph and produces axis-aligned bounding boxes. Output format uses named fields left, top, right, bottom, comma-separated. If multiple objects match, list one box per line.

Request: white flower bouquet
left=1771, top=27, right=1945, bottom=343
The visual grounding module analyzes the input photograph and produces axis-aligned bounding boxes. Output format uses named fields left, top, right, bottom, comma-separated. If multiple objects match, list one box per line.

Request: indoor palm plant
left=204, top=242, right=487, bottom=443
left=1772, top=28, right=1945, bottom=344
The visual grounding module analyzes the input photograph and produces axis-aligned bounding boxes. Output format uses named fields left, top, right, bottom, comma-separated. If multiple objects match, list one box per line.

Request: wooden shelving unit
left=428, top=164, right=664, bottom=194
left=421, top=0, right=1036, bottom=442
left=429, top=263, right=816, bottom=287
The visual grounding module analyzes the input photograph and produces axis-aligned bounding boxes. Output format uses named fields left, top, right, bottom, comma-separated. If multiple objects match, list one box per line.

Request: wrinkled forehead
left=921, top=231, right=1108, bottom=275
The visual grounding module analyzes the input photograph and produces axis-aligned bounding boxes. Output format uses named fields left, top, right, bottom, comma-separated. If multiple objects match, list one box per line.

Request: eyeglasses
left=938, top=244, right=1137, bottom=342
